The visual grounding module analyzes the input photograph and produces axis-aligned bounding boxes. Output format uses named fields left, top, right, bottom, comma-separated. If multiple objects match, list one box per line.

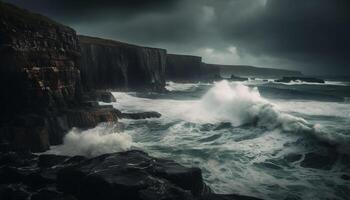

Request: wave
left=46, top=123, right=132, bottom=157
left=165, top=81, right=209, bottom=92
left=196, top=81, right=350, bottom=146
left=110, top=81, right=349, bottom=146
left=199, top=81, right=315, bottom=132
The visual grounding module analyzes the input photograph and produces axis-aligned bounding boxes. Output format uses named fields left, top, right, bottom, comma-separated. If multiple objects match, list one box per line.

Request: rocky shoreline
left=0, top=2, right=267, bottom=199
left=0, top=149, right=261, bottom=200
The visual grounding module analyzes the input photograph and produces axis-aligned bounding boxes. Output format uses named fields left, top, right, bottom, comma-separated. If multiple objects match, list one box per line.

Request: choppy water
left=48, top=79, right=350, bottom=200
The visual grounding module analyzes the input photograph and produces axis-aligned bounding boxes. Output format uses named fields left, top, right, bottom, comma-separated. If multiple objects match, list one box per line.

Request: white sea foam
left=110, top=81, right=349, bottom=145
left=197, top=81, right=315, bottom=132
left=165, top=81, right=210, bottom=91
left=46, top=123, right=132, bottom=157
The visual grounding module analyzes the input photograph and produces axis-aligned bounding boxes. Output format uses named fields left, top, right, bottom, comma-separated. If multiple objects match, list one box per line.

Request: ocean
left=48, top=79, right=350, bottom=200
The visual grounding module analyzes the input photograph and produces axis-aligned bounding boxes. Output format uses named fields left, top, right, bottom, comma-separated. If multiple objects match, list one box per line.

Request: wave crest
left=46, top=123, right=132, bottom=157
left=199, top=81, right=315, bottom=132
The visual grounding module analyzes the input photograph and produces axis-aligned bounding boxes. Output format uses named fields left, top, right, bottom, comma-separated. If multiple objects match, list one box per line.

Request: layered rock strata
left=0, top=2, right=119, bottom=152
left=79, top=35, right=167, bottom=92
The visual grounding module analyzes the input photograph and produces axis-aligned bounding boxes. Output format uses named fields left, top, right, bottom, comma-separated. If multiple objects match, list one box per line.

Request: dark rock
left=166, top=54, right=203, bottom=82
left=0, top=2, right=80, bottom=152
left=1, top=151, right=263, bottom=200
left=201, top=64, right=222, bottom=82
left=0, top=166, right=25, bottom=184
left=0, top=2, right=82, bottom=116
left=0, top=151, right=37, bottom=167
left=9, top=115, right=50, bottom=152
left=31, top=188, right=77, bottom=200
left=0, top=2, right=124, bottom=152
left=165, top=54, right=222, bottom=83
left=57, top=150, right=210, bottom=200
left=206, top=64, right=302, bottom=78
left=79, top=35, right=167, bottom=92
left=64, top=106, right=119, bottom=129
left=275, top=77, right=325, bottom=83
left=84, top=90, right=116, bottom=103
left=0, top=184, right=31, bottom=200
left=119, top=111, right=161, bottom=120
left=38, top=155, right=70, bottom=168
left=229, top=75, right=248, bottom=81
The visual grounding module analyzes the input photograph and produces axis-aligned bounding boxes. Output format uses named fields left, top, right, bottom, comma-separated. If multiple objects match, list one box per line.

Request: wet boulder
left=57, top=150, right=209, bottom=200
left=119, top=111, right=161, bottom=120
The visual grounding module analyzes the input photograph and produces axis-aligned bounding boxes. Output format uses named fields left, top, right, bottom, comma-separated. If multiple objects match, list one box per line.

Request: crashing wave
left=199, top=81, right=314, bottom=132
left=46, top=123, right=132, bottom=157
left=165, top=81, right=209, bottom=92
left=197, top=81, right=350, bottom=146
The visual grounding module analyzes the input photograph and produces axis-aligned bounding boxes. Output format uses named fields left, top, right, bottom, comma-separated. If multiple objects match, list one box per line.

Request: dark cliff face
left=79, top=35, right=167, bottom=91
left=166, top=54, right=203, bottom=82
left=0, top=2, right=81, bottom=116
left=0, top=3, right=119, bottom=152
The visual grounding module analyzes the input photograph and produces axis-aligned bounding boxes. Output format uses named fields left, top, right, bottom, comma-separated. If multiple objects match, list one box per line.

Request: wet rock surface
left=0, top=150, right=262, bottom=200
left=118, top=111, right=162, bottom=120
left=84, top=90, right=117, bottom=103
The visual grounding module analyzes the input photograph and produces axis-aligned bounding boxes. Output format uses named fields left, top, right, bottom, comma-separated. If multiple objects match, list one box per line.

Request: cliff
left=166, top=54, right=204, bottom=81
left=206, top=64, right=302, bottom=78
left=0, top=2, right=81, bottom=115
left=79, top=35, right=167, bottom=91
left=0, top=2, right=119, bottom=152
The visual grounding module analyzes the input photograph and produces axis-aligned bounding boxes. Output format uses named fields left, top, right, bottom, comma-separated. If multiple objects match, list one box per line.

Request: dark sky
left=3, top=0, right=350, bottom=75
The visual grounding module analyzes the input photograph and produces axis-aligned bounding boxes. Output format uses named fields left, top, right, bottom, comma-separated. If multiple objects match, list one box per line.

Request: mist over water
left=49, top=80, right=350, bottom=200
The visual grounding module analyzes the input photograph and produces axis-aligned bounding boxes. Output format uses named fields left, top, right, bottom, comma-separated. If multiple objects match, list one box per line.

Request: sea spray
left=165, top=81, right=202, bottom=91
left=198, top=80, right=315, bottom=132
left=46, top=123, right=132, bottom=157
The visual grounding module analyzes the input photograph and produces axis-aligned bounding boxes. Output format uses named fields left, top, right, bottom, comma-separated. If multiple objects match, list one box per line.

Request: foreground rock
left=275, top=76, right=325, bottom=83
left=0, top=150, right=262, bottom=200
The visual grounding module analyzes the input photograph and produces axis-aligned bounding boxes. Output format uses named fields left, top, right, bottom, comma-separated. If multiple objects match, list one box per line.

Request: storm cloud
left=3, top=0, right=350, bottom=75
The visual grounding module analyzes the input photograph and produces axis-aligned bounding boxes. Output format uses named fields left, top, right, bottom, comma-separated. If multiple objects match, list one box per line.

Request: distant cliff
left=79, top=35, right=167, bottom=91
left=165, top=54, right=300, bottom=82
left=207, top=64, right=302, bottom=78
left=165, top=54, right=221, bottom=82
left=166, top=54, right=203, bottom=81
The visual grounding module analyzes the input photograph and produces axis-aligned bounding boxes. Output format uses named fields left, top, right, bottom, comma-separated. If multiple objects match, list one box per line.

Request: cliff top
left=167, top=53, right=202, bottom=59
left=79, top=35, right=166, bottom=51
left=0, top=2, right=73, bottom=32
left=206, top=63, right=302, bottom=74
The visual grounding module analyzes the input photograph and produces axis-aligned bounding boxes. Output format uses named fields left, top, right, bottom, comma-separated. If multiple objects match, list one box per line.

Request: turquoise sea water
left=49, top=79, right=350, bottom=200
